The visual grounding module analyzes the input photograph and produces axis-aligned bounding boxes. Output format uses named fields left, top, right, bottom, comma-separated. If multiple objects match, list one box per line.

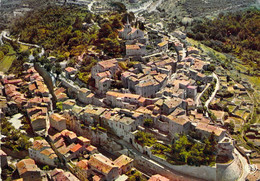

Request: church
left=118, top=19, right=145, bottom=40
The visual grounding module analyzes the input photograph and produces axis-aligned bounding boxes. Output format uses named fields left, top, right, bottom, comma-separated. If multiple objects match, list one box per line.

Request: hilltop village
left=0, top=1, right=260, bottom=181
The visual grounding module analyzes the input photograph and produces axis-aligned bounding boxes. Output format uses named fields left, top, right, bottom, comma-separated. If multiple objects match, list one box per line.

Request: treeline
left=187, top=8, right=260, bottom=71
left=10, top=5, right=124, bottom=59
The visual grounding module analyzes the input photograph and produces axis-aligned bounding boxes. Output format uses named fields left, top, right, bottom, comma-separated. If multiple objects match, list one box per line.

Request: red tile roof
left=70, top=143, right=82, bottom=153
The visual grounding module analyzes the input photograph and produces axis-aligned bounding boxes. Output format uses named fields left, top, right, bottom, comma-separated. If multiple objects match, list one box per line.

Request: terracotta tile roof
left=16, top=159, right=39, bottom=176
left=50, top=113, right=66, bottom=122
left=65, top=67, right=76, bottom=73
left=40, top=148, right=57, bottom=159
left=114, top=155, right=133, bottom=168
left=3, top=79, right=23, bottom=84
left=88, top=154, right=117, bottom=174
left=61, top=129, right=77, bottom=140
left=98, top=59, right=117, bottom=69
left=97, top=71, right=111, bottom=78
left=29, top=83, right=36, bottom=91
left=149, top=174, right=170, bottom=181
left=54, top=87, right=66, bottom=95
left=50, top=168, right=80, bottom=181
left=77, top=160, right=89, bottom=170
left=164, top=97, right=182, bottom=109
left=77, top=136, right=90, bottom=145
left=31, top=140, right=50, bottom=151
left=70, top=143, right=82, bottom=153
left=126, top=44, right=140, bottom=50
left=168, top=116, right=190, bottom=126
left=158, top=41, right=168, bottom=47
left=196, top=123, right=225, bottom=136
left=86, top=145, right=97, bottom=153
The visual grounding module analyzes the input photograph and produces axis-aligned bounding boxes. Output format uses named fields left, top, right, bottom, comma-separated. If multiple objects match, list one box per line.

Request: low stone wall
left=216, top=155, right=241, bottom=181
left=150, top=154, right=217, bottom=181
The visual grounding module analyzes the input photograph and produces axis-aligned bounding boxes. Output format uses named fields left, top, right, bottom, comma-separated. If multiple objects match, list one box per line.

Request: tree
left=144, top=118, right=153, bottom=128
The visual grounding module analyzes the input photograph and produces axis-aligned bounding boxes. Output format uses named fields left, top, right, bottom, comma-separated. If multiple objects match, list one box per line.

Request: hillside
left=10, top=5, right=124, bottom=59
left=187, top=9, right=260, bottom=73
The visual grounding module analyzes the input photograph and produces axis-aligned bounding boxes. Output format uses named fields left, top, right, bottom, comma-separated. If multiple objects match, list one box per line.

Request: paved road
left=195, top=83, right=210, bottom=107
left=205, top=73, right=220, bottom=108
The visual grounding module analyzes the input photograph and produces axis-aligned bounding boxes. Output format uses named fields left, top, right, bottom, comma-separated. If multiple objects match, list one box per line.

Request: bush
left=135, top=131, right=156, bottom=147
left=143, top=118, right=153, bottom=127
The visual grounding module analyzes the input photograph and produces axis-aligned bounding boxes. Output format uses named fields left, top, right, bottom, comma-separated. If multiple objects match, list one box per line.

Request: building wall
left=29, top=148, right=56, bottom=167
left=0, top=155, right=7, bottom=168
left=31, top=118, right=46, bottom=131
left=50, top=119, right=66, bottom=132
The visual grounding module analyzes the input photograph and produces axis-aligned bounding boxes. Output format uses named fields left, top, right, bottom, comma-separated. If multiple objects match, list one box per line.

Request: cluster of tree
left=135, top=131, right=157, bottom=147
left=143, top=118, right=153, bottom=127
left=187, top=8, right=260, bottom=71
left=152, top=133, right=217, bottom=166
left=10, top=5, right=124, bottom=61
left=0, top=118, right=32, bottom=152
left=127, top=169, right=147, bottom=181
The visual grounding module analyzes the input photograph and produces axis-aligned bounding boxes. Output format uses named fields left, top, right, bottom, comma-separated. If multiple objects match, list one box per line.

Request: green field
left=0, top=45, right=16, bottom=73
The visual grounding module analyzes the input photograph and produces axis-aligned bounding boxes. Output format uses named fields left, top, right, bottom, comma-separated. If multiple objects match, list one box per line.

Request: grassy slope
left=187, top=37, right=260, bottom=123
left=0, top=45, right=16, bottom=72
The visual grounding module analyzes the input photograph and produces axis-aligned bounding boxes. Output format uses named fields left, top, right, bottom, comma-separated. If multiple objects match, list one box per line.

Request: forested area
left=187, top=8, right=260, bottom=72
left=10, top=5, right=124, bottom=59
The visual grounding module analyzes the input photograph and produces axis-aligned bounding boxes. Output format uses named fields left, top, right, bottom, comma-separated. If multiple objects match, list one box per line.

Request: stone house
left=186, top=85, right=197, bottom=99
left=80, top=105, right=106, bottom=126
left=77, top=88, right=92, bottom=104
left=50, top=113, right=66, bottom=131
left=162, top=97, right=183, bottom=115
left=113, top=154, right=134, bottom=175
left=106, top=91, right=145, bottom=110
left=126, top=43, right=146, bottom=57
left=88, top=154, right=119, bottom=181
left=102, top=110, right=139, bottom=141
left=157, top=41, right=168, bottom=52
left=194, top=122, right=226, bottom=141
left=164, top=115, right=191, bottom=138
left=50, top=130, right=90, bottom=161
left=29, top=140, right=58, bottom=167
left=50, top=168, right=80, bottom=181
left=91, top=59, right=119, bottom=93
left=30, top=115, right=46, bottom=132
left=182, top=98, right=196, bottom=111
left=16, top=159, right=42, bottom=181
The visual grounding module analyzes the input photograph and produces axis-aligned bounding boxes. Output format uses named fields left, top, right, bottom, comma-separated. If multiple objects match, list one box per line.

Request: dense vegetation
left=135, top=131, right=217, bottom=166
left=11, top=5, right=124, bottom=60
left=0, top=118, right=32, bottom=152
left=152, top=134, right=217, bottom=166
left=187, top=9, right=260, bottom=73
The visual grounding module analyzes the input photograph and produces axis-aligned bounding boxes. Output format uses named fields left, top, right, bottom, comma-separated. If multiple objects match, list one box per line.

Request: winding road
left=205, top=73, right=220, bottom=108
